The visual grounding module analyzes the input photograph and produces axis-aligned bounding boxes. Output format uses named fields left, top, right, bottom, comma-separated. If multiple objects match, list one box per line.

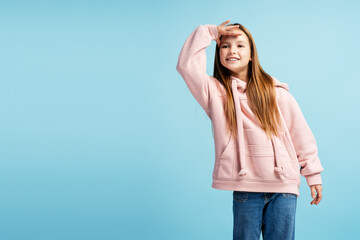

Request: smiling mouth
left=226, top=58, right=240, bottom=62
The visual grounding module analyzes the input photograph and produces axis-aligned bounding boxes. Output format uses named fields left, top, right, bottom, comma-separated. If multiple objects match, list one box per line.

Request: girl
left=176, top=20, right=324, bottom=240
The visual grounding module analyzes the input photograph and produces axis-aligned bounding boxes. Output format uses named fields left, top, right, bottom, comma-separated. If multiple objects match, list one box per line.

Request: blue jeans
left=233, top=191, right=297, bottom=240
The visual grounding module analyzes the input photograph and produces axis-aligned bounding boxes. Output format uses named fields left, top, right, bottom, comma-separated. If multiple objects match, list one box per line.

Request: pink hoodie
left=176, top=24, right=324, bottom=197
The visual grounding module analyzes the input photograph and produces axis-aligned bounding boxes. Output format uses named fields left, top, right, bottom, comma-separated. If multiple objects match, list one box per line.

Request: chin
left=227, top=66, right=245, bottom=72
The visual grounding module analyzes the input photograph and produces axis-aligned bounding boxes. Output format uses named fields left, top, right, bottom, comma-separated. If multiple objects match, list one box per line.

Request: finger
left=222, top=29, right=242, bottom=36
left=225, top=25, right=240, bottom=29
left=316, top=193, right=322, bottom=204
left=311, top=186, right=316, bottom=199
left=318, top=192, right=322, bottom=201
left=317, top=188, right=322, bottom=199
left=311, top=196, right=320, bottom=205
left=314, top=194, right=321, bottom=204
left=316, top=186, right=322, bottom=204
left=225, top=27, right=241, bottom=32
left=221, top=31, right=242, bottom=36
left=220, top=20, right=231, bottom=27
left=224, top=26, right=241, bottom=32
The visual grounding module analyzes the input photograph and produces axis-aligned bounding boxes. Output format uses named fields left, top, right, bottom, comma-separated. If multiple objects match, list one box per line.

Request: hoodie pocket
left=216, top=135, right=236, bottom=179
left=277, top=143, right=300, bottom=180
left=280, top=155, right=299, bottom=180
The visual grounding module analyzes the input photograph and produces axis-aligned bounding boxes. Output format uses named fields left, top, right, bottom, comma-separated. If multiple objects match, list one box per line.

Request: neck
left=231, top=68, right=250, bottom=83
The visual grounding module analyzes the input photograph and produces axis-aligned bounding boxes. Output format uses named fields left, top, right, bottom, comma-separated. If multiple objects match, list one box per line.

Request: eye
left=221, top=45, right=244, bottom=48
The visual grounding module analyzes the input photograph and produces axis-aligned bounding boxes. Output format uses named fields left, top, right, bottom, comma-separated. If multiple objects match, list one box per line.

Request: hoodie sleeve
left=176, top=24, right=219, bottom=111
left=279, top=90, right=324, bottom=187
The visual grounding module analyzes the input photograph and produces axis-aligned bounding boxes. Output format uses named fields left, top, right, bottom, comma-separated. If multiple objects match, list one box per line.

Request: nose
left=229, top=45, right=237, bottom=54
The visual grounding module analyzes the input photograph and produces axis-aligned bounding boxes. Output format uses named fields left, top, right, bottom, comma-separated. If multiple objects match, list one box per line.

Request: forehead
left=221, top=33, right=249, bottom=44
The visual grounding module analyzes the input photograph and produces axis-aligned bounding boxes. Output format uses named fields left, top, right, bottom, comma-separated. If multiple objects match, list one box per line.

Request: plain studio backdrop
left=0, top=0, right=359, bottom=239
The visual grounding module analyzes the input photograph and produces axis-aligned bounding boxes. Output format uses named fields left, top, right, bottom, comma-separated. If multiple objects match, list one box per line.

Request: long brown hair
left=213, top=23, right=283, bottom=140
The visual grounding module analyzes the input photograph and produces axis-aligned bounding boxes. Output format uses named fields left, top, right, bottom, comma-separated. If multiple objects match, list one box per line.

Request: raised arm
left=176, top=24, right=219, bottom=111
left=279, top=91, right=324, bottom=187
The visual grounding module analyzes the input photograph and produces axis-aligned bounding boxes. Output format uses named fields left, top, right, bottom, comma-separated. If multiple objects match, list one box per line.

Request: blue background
left=0, top=0, right=359, bottom=239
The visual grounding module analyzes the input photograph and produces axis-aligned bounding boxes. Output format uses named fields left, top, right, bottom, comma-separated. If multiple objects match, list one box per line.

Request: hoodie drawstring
left=231, top=78, right=287, bottom=179
left=272, top=136, right=288, bottom=179
left=231, top=80, right=247, bottom=177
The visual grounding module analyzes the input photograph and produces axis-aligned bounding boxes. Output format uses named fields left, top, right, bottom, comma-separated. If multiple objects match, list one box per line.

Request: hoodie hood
left=230, top=75, right=289, bottom=92
left=272, top=76, right=290, bottom=91
left=230, top=75, right=290, bottom=179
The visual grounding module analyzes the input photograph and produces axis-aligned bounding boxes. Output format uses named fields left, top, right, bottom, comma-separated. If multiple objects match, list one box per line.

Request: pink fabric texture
left=176, top=24, right=324, bottom=197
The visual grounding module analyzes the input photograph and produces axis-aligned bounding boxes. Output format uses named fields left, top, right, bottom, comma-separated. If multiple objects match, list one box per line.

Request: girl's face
left=219, top=32, right=252, bottom=75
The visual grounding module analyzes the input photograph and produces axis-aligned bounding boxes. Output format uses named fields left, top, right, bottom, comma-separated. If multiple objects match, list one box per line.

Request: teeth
left=227, top=58, right=239, bottom=61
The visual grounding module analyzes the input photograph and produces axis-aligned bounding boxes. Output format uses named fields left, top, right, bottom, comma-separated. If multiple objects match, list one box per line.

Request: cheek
left=219, top=51, right=226, bottom=63
left=219, top=50, right=225, bottom=59
left=246, top=50, right=251, bottom=59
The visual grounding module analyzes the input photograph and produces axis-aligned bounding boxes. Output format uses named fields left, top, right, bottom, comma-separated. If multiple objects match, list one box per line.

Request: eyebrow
left=222, top=41, right=246, bottom=44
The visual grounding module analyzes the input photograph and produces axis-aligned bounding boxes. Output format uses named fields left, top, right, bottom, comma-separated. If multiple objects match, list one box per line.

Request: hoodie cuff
left=305, top=173, right=322, bottom=186
left=204, top=24, right=219, bottom=41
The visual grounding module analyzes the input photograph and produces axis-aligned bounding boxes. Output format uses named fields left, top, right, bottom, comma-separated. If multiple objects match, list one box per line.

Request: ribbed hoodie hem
left=212, top=179, right=300, bottom=197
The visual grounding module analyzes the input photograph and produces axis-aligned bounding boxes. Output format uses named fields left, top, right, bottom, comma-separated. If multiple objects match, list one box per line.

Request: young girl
left=176, top=20, right=324, bottom=239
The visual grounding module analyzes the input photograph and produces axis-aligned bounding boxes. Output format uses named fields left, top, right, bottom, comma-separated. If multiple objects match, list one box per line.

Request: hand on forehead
left=221, top=34, right=249, bottom=45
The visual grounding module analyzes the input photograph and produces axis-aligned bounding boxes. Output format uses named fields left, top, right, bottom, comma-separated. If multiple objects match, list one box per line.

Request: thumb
left=311, top=186, right=316, bottom=199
